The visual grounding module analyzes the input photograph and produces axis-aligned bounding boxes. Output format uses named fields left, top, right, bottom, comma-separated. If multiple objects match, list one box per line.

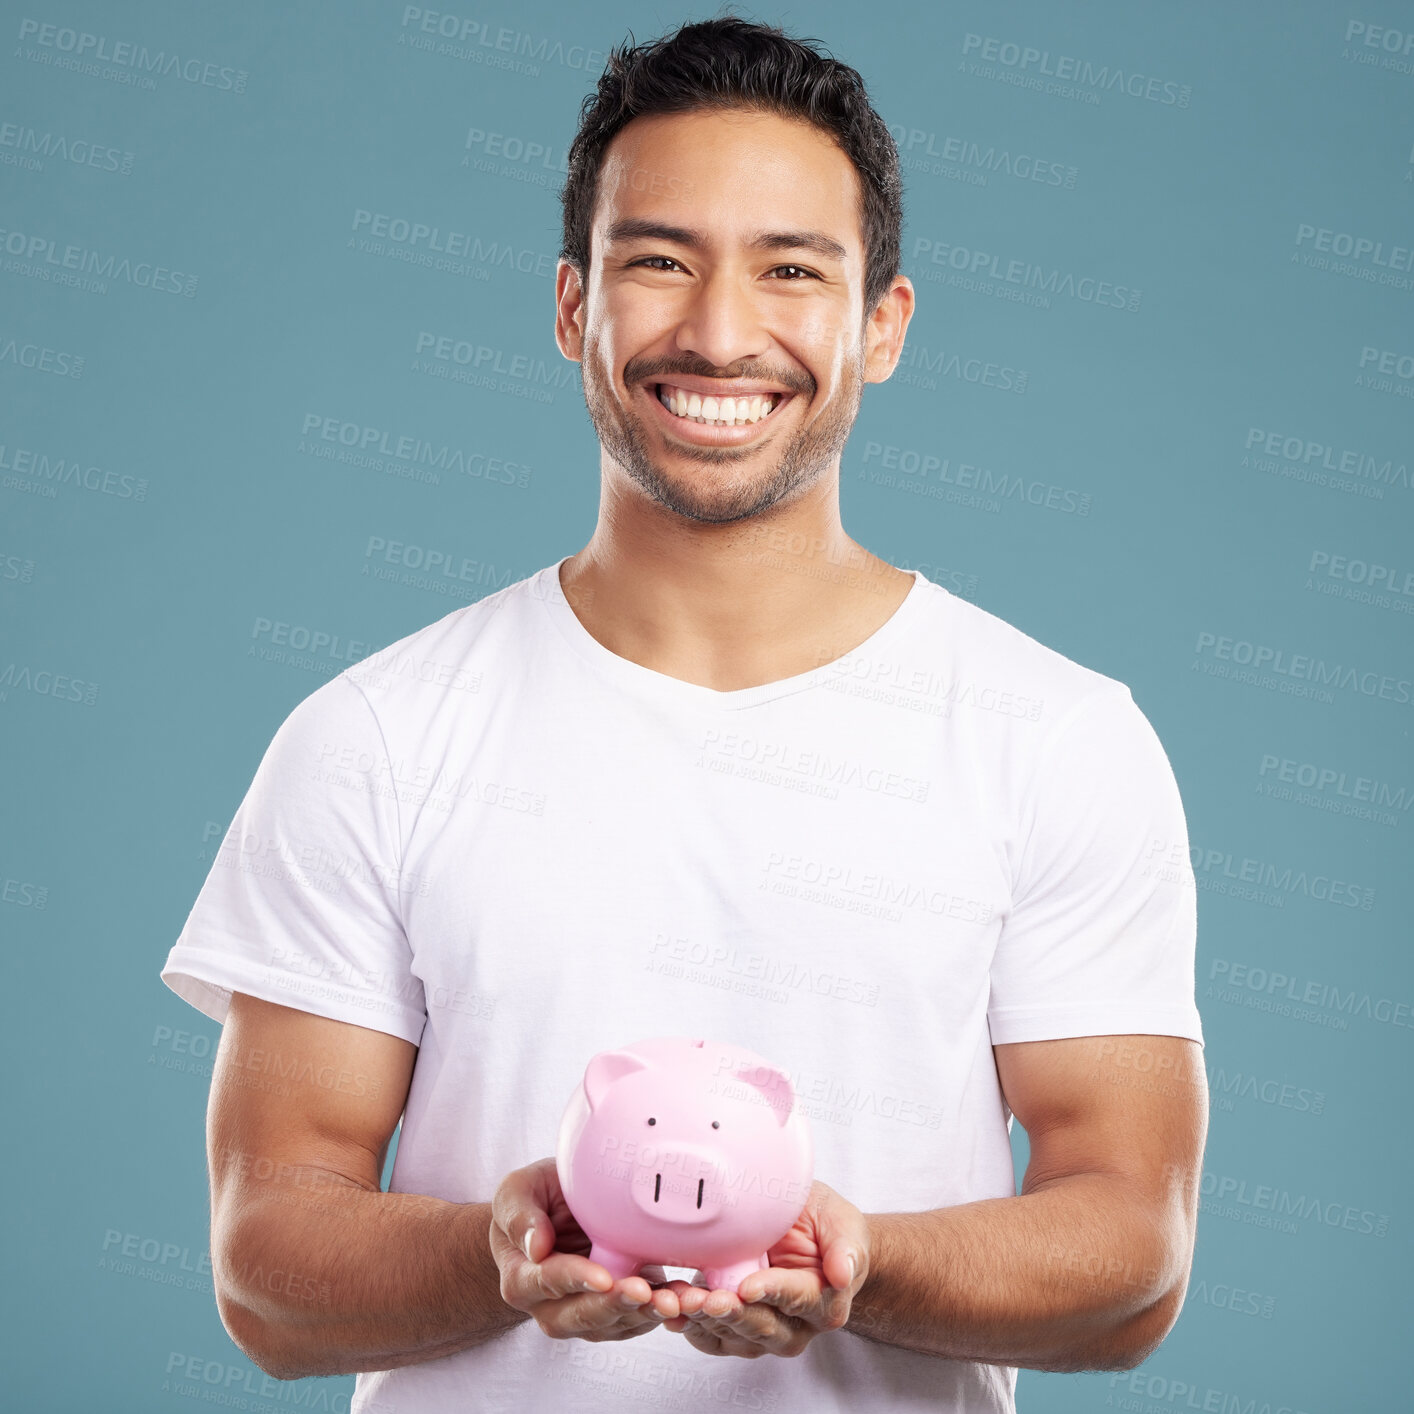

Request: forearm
left=846, top=1174, right=1187, bottom=1371
left=215, top=1161, right=524, bottom=1379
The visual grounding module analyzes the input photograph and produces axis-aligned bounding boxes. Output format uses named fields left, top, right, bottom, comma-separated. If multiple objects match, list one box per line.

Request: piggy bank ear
left=732, top=1063, right=797, bottom=1126
left=583, top=1050, right=649, bottom=1111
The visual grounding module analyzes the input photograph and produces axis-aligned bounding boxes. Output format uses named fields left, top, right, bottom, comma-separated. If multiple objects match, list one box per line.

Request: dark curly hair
left=558, top=10, right=903, bottom=325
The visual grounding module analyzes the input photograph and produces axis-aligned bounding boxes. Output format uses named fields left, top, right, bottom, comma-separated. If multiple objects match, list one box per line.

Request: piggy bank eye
left=711, top=1120, right=720, bottom=1129
left=647, top=1117, right=656, bottom=1126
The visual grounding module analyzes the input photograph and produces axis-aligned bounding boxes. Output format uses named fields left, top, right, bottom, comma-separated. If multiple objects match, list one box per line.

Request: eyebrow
left=604, top=217, right=849, bottom=264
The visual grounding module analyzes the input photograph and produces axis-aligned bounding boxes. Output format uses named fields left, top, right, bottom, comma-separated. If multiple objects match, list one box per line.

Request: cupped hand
left=489, top=1156, right=682, bottom=1341
left=658, top=1180, right=869, bottom=1358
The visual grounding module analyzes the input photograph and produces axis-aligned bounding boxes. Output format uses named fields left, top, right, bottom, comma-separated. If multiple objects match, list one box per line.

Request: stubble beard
left=579, top=337, right=865, bottom=526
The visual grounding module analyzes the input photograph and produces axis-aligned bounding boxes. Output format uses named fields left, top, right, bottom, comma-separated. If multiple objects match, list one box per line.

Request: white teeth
left=656, top=384, right=780, bottom=426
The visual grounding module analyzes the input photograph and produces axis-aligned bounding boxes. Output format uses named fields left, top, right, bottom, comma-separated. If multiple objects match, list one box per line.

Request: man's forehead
left=593, top=113, right=863, bottom=263
left=602, top=216, right=850, bottom=265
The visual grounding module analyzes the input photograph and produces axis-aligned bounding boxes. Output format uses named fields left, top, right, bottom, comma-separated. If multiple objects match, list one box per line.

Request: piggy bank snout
left=628, top=1142, right=726, bottom=1224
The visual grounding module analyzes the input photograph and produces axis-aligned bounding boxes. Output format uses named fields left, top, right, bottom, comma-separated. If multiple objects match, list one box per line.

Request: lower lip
left=642, top=384, right=793, bottom=445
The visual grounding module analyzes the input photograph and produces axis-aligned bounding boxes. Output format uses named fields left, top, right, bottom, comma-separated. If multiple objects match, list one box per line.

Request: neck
left=559, top=479, right=912, bottom=693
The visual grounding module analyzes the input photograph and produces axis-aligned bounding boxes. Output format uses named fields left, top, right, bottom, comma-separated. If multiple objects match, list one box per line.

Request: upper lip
left=648, top=377, right=792, bottom=399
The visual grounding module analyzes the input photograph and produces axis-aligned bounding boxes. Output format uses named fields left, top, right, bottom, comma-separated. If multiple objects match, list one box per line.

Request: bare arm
left=207, top=992, right=524, bottom=1379
left=846, top=1033, right=1208, bottom=1372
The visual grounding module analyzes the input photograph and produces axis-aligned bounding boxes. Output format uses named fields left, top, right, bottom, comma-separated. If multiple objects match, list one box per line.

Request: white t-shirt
left=161, top=557, right=1203, bottom=1414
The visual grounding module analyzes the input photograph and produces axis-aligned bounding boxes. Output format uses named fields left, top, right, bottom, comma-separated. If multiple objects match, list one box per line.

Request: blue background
left=3, top=1, right=1411, bottom=1409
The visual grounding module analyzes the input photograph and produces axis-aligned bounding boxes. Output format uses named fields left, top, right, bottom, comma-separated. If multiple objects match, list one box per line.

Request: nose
left=631, top=1144, right=724, bottom=1225
left=671, top=265, right=772, bottom=374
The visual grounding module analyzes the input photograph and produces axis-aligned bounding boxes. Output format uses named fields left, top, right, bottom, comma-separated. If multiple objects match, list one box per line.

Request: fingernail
left=846, top=1253, right=857, bottom=1283
left=523, top=1228, right=535, bottom=1262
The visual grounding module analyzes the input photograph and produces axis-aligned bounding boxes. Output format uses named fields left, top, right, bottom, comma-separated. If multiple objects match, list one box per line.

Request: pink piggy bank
left=555, top=1036, right=814, bottom=1294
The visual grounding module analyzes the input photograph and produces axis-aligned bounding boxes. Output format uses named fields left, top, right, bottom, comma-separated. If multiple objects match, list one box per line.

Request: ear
left=555, top=259, right=587, bottom=363
left=733, top=1063, right=797, bottom=1127
left=583, top=1049, right=648, bottom=1111
left=862, top=274, right=915, bottom=386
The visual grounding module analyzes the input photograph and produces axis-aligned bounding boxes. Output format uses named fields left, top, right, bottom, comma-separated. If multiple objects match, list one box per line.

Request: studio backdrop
left=3, top=1, right=1410, bottom=1409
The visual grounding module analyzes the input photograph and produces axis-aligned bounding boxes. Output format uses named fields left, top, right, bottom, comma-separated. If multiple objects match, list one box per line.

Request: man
left=161, top=15, right=1207, bottom=1412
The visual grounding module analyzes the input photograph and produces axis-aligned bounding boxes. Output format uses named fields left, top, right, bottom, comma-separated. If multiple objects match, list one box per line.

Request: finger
left=825, top=1241, right=860, bottom=1291
left=681, top=1321, right=727, bottom=1357
left=644, top=1283, right=682, bottom=1320
left=580, top=1278, right=673, bottom=1319
left=737, top=1270, right=820, bottom=1316
left=669, top=1281, right=714, bottom=1317
left=542, top=1256, right=618, bottom=1299
left=685, top=1311, right=771, bottom=1358
left=609, top=1274, right=664, bottom=1308
left=686, top=1291, right=779, bottom=1350
left=697, top=1289, right=744, bottom=1320
left=627, top=1269, right=681, bottom=1314
left=651, top=1280, right=695, bottom=1329
left=700, top=1289, right=785, bottom=1338
left=491, top=1167, right=556, bottom=1267
left=557, top=1284, right=669, bottom=1337
left=489, top=1180, right=618, bottom=1304
left=819, top=1214, right=867, bottom=1291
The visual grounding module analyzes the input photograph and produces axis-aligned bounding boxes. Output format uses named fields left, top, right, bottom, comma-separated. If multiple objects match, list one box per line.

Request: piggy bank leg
left=588, top=1244, right=642, bottom=1282
left=701, top=1253, right=768, bottom=1296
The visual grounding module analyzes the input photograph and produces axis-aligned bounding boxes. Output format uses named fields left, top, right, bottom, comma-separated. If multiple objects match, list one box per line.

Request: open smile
left=641, top=381, right=796, bottom=445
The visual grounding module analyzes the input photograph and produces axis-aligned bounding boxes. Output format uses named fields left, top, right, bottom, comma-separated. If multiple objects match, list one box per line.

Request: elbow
left=211, top=1204, right=325, bottom=1381
left=1093, top=1186, right=1198, bottom=1371
left=215, top=1286, right=313, bottom=1383
left=1085, top=1282, right=1188, bottom=1372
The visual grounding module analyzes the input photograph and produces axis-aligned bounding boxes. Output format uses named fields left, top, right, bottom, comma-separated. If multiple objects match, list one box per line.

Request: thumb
left=812, top=1194, right=865, bottom=1290
left=491, top=1161, right=555, bottom=1265
left=520, top=1214, right=544, bottom=1263
left=827, top=1243, right=859, bottom=1291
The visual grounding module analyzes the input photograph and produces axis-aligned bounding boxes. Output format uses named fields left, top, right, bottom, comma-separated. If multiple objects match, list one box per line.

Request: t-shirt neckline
left=535, top=555, right=933, bottom=711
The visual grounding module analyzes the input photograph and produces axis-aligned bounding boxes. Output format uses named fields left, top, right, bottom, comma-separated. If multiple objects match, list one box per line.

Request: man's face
left=558, top=107, right=892, bottom=526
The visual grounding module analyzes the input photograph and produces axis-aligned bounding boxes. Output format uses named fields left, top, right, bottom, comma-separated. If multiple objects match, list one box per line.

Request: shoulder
left=332, top=562, right=557, bottom=718
left=911, top=578, right=1134, bottom=740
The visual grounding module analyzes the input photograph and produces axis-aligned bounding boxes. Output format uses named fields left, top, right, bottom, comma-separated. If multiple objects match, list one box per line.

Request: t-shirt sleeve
left=159, top=672, right=428, bottom=1046
left=987, top=684, right=1203, bottom=1047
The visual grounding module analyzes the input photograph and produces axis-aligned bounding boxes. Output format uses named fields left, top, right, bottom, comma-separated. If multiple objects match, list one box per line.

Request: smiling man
left=160, top=15, right=1207, bottom=1414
